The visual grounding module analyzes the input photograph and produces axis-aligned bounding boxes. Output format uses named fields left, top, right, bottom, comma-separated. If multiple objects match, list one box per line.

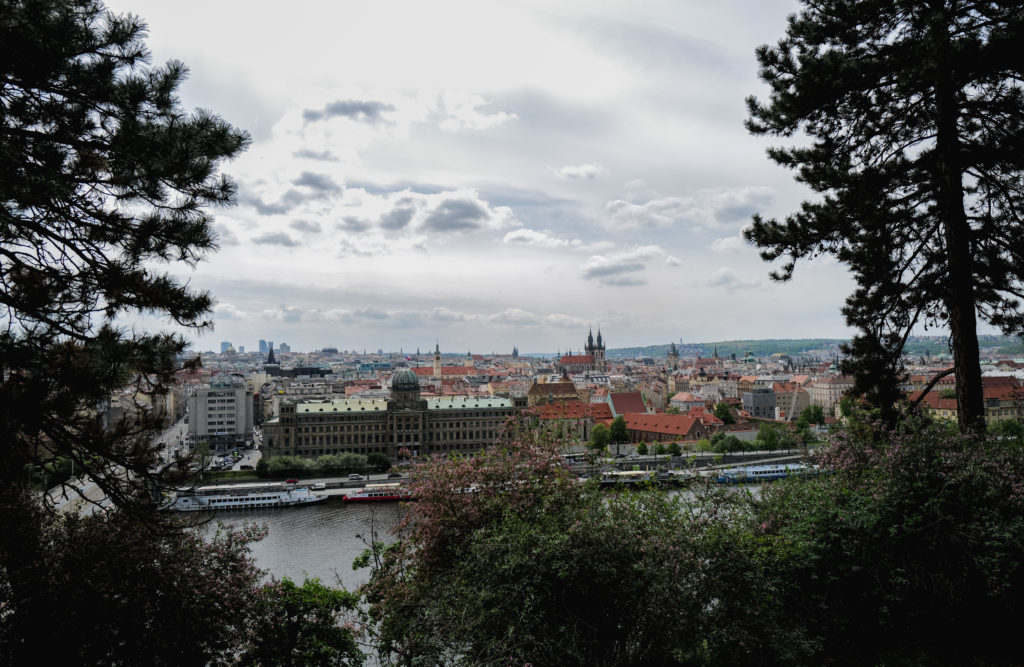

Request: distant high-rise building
left=259, top=339, right=268, bottom=355
left=220, top=341, right=231, bottom=354
left=238, top=345, right=245, bottom=354
left=278, top=342, right=291, bottom=354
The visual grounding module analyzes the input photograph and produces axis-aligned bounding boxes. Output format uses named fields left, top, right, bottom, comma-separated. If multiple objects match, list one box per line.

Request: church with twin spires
left=556, top=328, right=607, bottom=374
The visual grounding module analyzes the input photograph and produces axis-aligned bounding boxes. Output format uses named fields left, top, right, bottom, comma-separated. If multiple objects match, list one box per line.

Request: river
left=211, top=498, right=405, bottom=589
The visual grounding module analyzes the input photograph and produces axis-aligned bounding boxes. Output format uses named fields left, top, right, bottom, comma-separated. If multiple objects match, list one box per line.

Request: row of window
left=297, top=443, right=470, bottom=457
left=296, top=430, right=498, bottom=447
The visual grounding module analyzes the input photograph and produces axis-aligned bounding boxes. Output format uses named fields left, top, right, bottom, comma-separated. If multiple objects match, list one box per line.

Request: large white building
left=188, top=374, right=254, bottom=450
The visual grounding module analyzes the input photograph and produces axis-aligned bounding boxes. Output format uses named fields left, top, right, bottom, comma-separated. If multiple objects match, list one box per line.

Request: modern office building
left=188, top=374, right=254, bottom=450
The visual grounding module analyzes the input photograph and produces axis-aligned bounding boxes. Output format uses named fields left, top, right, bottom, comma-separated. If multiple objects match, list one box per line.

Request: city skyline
left=114, top=0, right=862, bottom=352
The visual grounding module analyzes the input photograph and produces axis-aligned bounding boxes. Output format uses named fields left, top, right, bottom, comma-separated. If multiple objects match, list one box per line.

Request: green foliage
left=667, top=442, right=681, bottom=456
left=654, top=442, right=667, bottom=455
left=243, top=577, right=363, bottom=666
left=588, top=423, right=611, bottom=450
left=989, top=418, right=1024, bottom=444
left=0, top=489, right=267, bottom=665
left=750, top=413, right=1024, bottom=664
left=358, top=411, right=1024, bottom=665
left=797, top=405, right=825, bottom=426
left=713, top=402, right=735, bottom=424
left=260, top=454, right=368, bottom=478
left=366, top=452, right=391, bottom=473
left=709, top=431, right=746, bottom=453
left=636, top=442, right=648, bottom=456
left=746, top=0, right=1024, bottom=430
left=609, top=415, right=628, bottom=443
left=756, top=423, right=781, bottom=451
left=358, top=436, right=715, bottom=665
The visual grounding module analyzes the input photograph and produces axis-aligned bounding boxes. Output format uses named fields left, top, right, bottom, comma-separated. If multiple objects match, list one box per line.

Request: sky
left=110, top=0, right=861, bottom=355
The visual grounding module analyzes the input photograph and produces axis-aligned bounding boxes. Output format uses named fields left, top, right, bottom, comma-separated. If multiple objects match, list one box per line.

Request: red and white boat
left=343, top=482, right=413, bottom=502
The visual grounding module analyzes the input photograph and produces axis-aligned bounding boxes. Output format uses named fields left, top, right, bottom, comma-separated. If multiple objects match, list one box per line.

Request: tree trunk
left=932, top=4, right=986, bottom=432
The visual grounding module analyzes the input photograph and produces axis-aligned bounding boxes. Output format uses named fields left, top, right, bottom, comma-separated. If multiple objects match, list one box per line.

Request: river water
left=212, top=498, right=405, bottom=590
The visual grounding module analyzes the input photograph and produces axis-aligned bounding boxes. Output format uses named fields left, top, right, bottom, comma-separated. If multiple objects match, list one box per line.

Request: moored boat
left=343, top=482, right=413, bottom=502
left=715, top=463, right=815, bottom=484
left=168, top=486, right=326, bottom=511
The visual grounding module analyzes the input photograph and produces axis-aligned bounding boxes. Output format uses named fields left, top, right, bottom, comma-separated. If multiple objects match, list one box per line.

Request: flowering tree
left=356, top=408, right=1024, bottom=665
left=357, top=425, right=763, bottom=666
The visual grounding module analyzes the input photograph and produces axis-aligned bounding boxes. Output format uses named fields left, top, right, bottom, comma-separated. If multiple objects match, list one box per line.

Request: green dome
left=392, top=369, right=420, bottom=392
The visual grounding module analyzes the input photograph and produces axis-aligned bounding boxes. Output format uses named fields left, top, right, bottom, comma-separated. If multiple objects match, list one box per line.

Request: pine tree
left=745, top=0, right=1024, bottom=431
left=0, top=0, right=249, bottom=505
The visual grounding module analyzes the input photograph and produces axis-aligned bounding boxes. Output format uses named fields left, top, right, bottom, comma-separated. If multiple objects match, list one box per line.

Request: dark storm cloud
left=293, top=171, right=342, bottom=193
left=337, top=217, right=371, bottom=233
left=581, top=261, right=646, bottom=280
left=289, top=219, right=322, bottom=233
left=302, top=100, right=396, bottom=124
left=293, top=149, right=339, bottom=161
left=421, top=199, right=489, bottom=232
left=253, top=232, right=301, bottom=247
left=239, top=187, right=312, bottom=216
left=379, top=206, right=416, bottom=230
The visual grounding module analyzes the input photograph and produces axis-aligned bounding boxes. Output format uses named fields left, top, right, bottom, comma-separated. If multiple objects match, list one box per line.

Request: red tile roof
left=559, top=354, right=595, bottom=365
left=534, top=401, right=614, bottom=420
left=623, top=413, right=702, bottom=438
left=610, top=391, right=647, bottom=414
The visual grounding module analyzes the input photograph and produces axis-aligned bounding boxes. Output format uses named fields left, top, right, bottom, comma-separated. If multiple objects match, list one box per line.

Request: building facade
left=262, top=369, right=517, bottom=460
left=742, top=387, right=777, bottom=419
left=188, top=374, right=254, bottom=450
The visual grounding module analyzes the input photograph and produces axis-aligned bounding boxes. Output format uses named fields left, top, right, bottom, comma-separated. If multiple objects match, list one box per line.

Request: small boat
left=168, top=486, right=326, bottom=511
left=343, top=483, right=413, bottom=502
left=715, top=463, right=815, bottom=484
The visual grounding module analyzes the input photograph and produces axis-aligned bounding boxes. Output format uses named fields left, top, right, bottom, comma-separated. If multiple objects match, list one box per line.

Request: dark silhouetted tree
left=745, top=0, right=1024, bottom=431
left=0, top=0, right=250, bottom=504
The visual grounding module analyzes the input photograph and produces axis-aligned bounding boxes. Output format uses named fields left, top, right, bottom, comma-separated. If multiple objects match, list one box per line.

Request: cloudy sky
left=111, top=0, right=860, bottom=355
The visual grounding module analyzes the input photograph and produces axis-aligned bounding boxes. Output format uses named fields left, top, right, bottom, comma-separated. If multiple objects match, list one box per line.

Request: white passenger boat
left=715, top=463, right=815, bottom=484
left=168, top=486, right=326, bottom=511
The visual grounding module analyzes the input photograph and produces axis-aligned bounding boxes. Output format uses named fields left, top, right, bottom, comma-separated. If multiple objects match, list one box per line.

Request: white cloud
left=703, top=267, right=762, bottom=290
left=439, top=91, right=517, bottom=131
left=552, top=163, right=606, bottom=180
left=605, top=187, right=777, bottom=230
left=213, top=303, right=246, bottom=319
left=579, top=245, right=675, bottom=286
left=711, top=235, right=747, bottom=252
left=503, top=228, right=578, bottom=248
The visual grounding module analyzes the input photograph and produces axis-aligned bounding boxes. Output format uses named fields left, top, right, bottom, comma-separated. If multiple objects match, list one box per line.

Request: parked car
left=240, top=464, right=255, bottom=470
left=285, top=478, right=299, bottom=483
left=387, top=472, right=403, bottom=479
left=348, top=473, right=365, bottom=481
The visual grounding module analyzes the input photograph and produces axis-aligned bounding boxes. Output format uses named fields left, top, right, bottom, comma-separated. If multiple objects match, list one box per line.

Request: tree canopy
left=0, top=0, right=249, bottom=502
left=745, top=0, right=1024, bottom=431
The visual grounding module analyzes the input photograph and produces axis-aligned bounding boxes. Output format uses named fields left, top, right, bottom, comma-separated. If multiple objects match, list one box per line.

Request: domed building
left=389, top=368, right=425, bottom=409
left=261, top=366, right=517, bottom=461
